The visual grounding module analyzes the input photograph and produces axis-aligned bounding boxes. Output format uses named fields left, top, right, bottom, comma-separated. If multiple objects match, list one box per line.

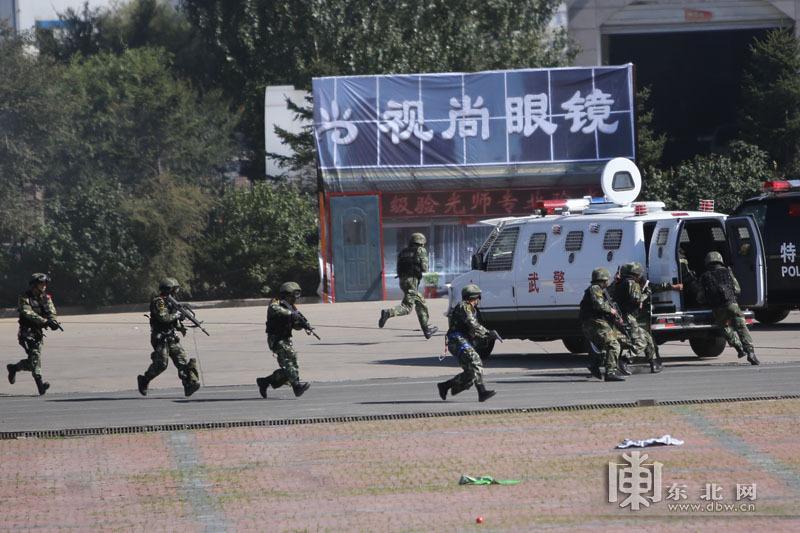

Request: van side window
left=486, top=226, right=520, bottom=271
left=565, top=231, right=584, bottom=251
left=711, top=227, right=726, bottom=242
left=603, top=229, right=623, bottom=250
left=734, top=225, right=753, bottom=257
left=656, top=228, right=669, bottom=246
left=528, top=232, right=547, bottom=253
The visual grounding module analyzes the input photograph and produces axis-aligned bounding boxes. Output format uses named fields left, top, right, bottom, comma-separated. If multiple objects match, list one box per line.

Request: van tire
left=753, top=307, right=790, bottom=325
left=689, top=335, right=726, bottom=358
left=562, top=337, right=589, bottom=354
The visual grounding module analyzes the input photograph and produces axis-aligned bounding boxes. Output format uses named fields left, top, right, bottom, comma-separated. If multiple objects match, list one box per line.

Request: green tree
left=644, top=141, right=770, bottom=213
left=740, top=29, right=800, bottom=176
left=63, top=47, right=236, bottom=191
left=16, top=182, right=143, bottom=306
left=0, top=29, right=74, bottom=248
left=194, top=183, right=319, bottom=299
left=183, top=0, right=575, bottom=178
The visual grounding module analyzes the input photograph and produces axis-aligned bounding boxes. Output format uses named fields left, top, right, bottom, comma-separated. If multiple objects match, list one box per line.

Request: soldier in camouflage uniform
left=378, top=233, right=438, bottom=339
left=579, top=268, right=625, bottom=382
left=613, top=262, right=680, bottom=374
left=698, top=252, right=759, bottom=365
left=437, top=284, right=497, bottom=402
left=257, top=282, right=311, bottom=398
left=137, top=278, right=201, bottom=397
left=7, top=273, right=61, bottom=395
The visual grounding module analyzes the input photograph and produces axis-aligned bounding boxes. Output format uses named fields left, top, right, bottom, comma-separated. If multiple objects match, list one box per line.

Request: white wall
left=264, top=85, right=310, bottom=177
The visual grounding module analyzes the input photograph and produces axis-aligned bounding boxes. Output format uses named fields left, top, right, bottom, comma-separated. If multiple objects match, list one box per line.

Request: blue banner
left=313, top=65, right=634, bottom=183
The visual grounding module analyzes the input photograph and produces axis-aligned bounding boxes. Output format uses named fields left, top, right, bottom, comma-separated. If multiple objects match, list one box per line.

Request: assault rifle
left=602, top=288, right=632, bottom=341
left=166, top=294, right=210, bottom=336
left=46, top=315, right=63, bottom=332
left=284, top=301, right=321, bottom=340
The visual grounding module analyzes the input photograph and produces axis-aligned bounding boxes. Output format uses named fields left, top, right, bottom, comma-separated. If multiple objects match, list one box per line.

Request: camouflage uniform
left=698, top=252, right=758, bottom=365
left=7, top=273, right=59, bottom=395
left=437, top=284, right=496, bottom=402
left=579, top=268, right=624, bottom=381
left=137, top=279, right=200, bottom=397
left=379, top=233, right=437, bottom=339
left=258, top=282, right=311, bottom=398
left=612, top=263, right=665, bottom=373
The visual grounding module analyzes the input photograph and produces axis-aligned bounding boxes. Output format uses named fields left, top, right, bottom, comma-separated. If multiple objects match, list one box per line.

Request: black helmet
left=158, top=277, right=180, bottom=292
left=29, top=273, right=50, bottom=285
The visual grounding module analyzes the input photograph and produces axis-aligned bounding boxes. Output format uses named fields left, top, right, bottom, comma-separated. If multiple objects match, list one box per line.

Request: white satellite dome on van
left=601, top=157, right=642, bottom=206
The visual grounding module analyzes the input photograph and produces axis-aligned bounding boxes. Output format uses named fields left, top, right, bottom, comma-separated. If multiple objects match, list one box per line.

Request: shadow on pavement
left=750, top=323, right=800, bottom=332
left=314, top=342, right=381, bottom=346
left=359, top=400, right=446, bottom=405
left=373, top=352, right=591, bottom=370
left=48, top=397, right=134, bottom=402
left=171, top=397, right=265, bottom=403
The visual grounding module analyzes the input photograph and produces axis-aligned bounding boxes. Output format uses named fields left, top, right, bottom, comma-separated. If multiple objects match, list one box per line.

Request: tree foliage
left=643, top=141, right=770, bottom=213
left=740, top=29, right=800, bottom=176
left=183, top=0, right=575, bottom=177
left=193, top=183, right=319, bottom=299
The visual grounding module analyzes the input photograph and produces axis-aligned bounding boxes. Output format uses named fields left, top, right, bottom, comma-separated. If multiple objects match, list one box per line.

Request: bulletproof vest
left=397, top=246, right=422, bottom=278
left=578, top=287, right=594, bottom=322
left=702, top=267, right=736, bottom=307
left=266, top=299, right=293, bottom=339
left=612, top=278, right=639, bottom=315
left=18, top=291, right=48, bottom=330
left=150, top=296, right=177, bottom=333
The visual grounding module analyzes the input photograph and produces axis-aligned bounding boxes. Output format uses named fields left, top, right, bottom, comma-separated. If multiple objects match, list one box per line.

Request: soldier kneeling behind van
left=580, top=268, right=625, bottom=382
left=698, top=252, right=759, bottom=366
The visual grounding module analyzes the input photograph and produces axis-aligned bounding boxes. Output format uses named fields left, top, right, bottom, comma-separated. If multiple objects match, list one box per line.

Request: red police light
left=763, top=180, right=791, bottom=192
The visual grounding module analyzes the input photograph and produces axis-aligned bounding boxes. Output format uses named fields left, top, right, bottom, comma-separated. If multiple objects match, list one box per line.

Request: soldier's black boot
left=437, top=379, right=454, bottom=401
left=604, top=370, right=626, bottom=382
left=650, top=360, right=663, bottom=374
left=378, top=310, right=390, bottom=329
left=256, top=377, right=270, bottom=398
left=476, top=383, right=496, bottom=402
left=7, top=363, right=16, bottom=385
left=137, top=375, right=149, bottom=396
left=183, top=380, right=200, bottom=397
left=618, top=356, right=632, bottom=376
left=423, top=326, right=439, bottom=340
left=292, top=381, right=310, bottom=397
left=33, top=375, right=50, bottom=395
left=747, top=350, right=760, bottom=366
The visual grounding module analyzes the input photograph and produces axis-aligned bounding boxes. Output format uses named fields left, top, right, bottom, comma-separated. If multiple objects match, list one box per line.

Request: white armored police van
left=448, top=158, right=766, bottom=358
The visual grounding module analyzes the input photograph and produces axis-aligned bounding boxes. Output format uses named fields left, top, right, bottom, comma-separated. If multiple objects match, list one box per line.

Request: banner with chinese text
left=313, top=65, right=635, bottom=186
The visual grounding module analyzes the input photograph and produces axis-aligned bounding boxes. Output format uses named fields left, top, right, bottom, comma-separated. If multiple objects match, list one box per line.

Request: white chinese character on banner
left=608, top=451, right=663, bottom=511
left=780, top=242, right=796, bottom=263
left=442, top=95, right=490, bottom=140
left=700, top=483, right=724, bottom=501
left=561, top=89, right=619, bottom=134
left=736, top=483, right=757, bottom=501
left=319, top=100, right=358, bottom=144
left=506, top=94, right=557, bottom=136
left=378, top=100, right=433, bottom=144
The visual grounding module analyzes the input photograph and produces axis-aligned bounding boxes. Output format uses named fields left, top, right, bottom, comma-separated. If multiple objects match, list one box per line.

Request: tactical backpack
left=396, top=246, right=422, bottom=278
left=701, top=267, right=737, bottom=307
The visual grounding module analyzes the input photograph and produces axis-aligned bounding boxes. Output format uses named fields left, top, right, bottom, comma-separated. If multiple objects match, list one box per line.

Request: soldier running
left=7, top=273, right=61, bottom=395
left=437, top=284, right=497, bottom=402
left=137, top=278, right=201, bottom=397
left=258, top=282, right=311, bottom=398
left=580, top=268, right=625, bottom=382
left=698, top=251, right=759, bottom=365
left=378, top=233, right=438, bottom=339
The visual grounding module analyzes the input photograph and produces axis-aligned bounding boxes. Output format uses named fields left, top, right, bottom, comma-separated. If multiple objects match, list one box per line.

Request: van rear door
left=647, top=218, right=682, bottom=312
left=479, top=224, right=520, bottom=314
left=725, top=215, right=766, bottom=307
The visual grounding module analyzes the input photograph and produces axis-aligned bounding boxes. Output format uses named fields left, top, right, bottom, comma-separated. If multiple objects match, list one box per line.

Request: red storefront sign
left=383, top=187, right=601, bottom=219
